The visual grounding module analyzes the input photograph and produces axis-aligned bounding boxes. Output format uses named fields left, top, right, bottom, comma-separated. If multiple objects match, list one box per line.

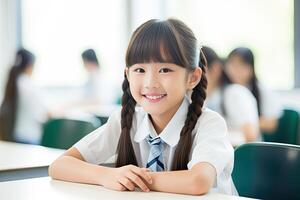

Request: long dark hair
left=227, top=47, right=261, bottom=115
left=202, top=46, right=231, bottom=116
left=0, top=49, right=35, bottom=141
left=116, top=19, right=208, bottom=170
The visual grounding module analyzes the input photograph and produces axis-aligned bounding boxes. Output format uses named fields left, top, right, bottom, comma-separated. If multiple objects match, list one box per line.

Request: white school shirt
left=205, top=84, right=260, bottom=145
left=74, top=96, right=237, bottom=195
left=256, top=83, right=282, bottom=118
left=83, top=70, right=118, bottom=105
left=14, top=74, right=48, bottom=144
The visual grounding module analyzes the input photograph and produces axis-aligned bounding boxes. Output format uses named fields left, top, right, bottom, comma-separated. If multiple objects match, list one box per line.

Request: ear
left=187, top=67, right=202, bottom=90
left=125, top=67, right=129, bottom=81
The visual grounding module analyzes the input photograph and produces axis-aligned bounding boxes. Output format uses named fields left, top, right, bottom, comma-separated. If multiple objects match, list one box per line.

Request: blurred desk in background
left=0, top=141, right=65, bottom=181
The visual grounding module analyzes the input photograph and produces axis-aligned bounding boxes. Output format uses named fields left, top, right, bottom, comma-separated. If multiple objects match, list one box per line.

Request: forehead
left=131, top=62, right=181, bottom=68
left=228, top=55, right=246, bottom=65
left=126, top=22, right=187, bottom=68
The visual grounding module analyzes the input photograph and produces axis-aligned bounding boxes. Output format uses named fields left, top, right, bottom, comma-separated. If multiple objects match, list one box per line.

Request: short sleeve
left=223, top=84, right=259, bottom=127
left=259, top=84, right=282, bottom=118
left=187, top=112, right=234, bottom=178
left=73, top=109, right=121, bottom=164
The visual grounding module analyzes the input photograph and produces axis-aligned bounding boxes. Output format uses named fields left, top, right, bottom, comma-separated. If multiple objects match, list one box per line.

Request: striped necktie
left=146, top=135, right=165, bottom=172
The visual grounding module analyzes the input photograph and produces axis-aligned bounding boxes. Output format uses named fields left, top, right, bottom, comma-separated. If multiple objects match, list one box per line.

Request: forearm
left=49, top=156, right=108, bottom=185
left=242, top=123, right=258, bottom=142
left=259, top=117, right=278, bottom=133
left=147, top=164, right=215, bottom=195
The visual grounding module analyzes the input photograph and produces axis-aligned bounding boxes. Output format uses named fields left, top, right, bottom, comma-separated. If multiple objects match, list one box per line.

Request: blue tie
left=146, top=135, right=165, bottom=172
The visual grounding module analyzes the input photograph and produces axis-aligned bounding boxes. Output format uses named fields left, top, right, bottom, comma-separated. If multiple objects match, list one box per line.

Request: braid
left=172, top=66, right=207, bottom=170
left=115, top=75, right=138, bottom=167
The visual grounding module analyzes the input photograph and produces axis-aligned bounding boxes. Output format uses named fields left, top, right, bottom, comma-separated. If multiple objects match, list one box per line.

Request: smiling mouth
left=142, top=94, right=167, bottom=101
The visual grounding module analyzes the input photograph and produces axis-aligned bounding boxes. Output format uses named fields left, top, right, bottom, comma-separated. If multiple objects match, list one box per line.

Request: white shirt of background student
left=14, top=68, right=48, bottom=144
left=83, top=62, right=117, bottom=105
left=226, top=48, right=282, bottom=133
left=206, top=84, right=260, bottom=146
left=204, top=49, right=259, bottom=146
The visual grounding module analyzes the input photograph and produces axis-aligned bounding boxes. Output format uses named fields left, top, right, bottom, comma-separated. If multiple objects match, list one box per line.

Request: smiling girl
left=49, top=19, right=237, bottom=196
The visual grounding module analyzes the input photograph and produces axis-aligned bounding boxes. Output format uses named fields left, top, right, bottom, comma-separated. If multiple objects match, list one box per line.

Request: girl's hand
left=102, top=165, right=152, bottom=192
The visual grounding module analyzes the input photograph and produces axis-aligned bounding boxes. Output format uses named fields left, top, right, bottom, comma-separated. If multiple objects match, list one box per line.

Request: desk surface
left=0, top=141, right=65, bottom=171
left=0, top=177, right=255, bottom=200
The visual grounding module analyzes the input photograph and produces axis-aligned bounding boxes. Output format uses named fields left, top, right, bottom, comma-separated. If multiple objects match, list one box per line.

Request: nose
left=144, top=71, right=159, bottom=89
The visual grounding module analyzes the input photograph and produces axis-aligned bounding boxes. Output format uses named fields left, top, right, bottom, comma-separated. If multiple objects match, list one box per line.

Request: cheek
left=243, top=70, right=253, bottom=82
left=165, top=76, right=187, bottom=93
left=228, top=67, right=241, bottom=80
left=128, top=78, right=141, bottom=95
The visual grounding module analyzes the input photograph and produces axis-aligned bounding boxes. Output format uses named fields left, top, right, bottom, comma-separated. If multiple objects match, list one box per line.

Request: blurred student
left=0, top=49, right=48, bottom=144
left=81, top=49, right=101, bottom=103
left=226, top=47, right=282, bottom=133
left=81, top=48, right=117, bottom=105
left=203, top=46, right=259, bottom=146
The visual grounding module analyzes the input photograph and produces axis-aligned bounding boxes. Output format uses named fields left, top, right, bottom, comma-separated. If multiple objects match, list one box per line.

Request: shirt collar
left=134, top=96, right=190, bottom=147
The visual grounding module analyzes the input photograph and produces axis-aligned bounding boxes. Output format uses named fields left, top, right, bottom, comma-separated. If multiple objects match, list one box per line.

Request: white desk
left=0, top=141, right=65, bottom=181
left=0, top=177, right=255, bottom=200
left=0, top=141, right=65, bottom=171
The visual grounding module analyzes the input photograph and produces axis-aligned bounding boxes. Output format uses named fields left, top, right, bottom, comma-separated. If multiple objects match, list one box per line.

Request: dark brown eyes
left=159, top=68, right=173, bottom=73
left=133, top=67, right=173, bottom=73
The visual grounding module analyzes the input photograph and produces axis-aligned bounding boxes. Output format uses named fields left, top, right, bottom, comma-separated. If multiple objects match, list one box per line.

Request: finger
left=114, top=183, right=127, bottom=191
left=118, top=177, right=135, bottom=191
left=130, top=167, right=152, bottom=184
left=142, top=168, right=151, bottom=172
left=126, top=171, right=150, bottom=192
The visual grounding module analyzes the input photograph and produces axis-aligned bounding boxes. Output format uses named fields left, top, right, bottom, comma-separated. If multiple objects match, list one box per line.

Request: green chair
left=263, top=109, right=300, bottom=145
left=95, top=115, right=109, bottom=125
left=41, top=117, right=101, bottom=149
left=232, top=142, right=300, bottom=200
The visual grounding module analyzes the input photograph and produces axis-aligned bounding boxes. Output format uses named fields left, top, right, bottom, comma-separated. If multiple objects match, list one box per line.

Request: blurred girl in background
left=203, top=46, right=259, bottom=146
left=226, top=47, right=282, bottom=133
left=0, top=48, right=48, bottom=144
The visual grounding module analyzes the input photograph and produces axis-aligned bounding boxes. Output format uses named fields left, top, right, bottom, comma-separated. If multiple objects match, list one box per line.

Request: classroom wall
left=0, top=0, right=20, bottom=99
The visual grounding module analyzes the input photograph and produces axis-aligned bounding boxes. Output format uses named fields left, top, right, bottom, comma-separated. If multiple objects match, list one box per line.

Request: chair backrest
left=95, top=115, right=109, bottom=125
left=232, top=142, right=300, bottom=200
left=41, top=118, right=100, bottom=149
left=263, top=109, right=300, bottom=145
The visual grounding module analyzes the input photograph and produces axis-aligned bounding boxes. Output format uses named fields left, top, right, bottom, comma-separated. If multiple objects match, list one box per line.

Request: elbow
left=48, top=157, right=61, bottom=179
left=48, top=160, right=56, bottom=178
left=189, top=174, right=213, bottom=195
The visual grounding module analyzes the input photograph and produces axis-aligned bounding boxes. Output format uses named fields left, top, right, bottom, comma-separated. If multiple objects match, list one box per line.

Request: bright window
left=165, top=0, right=294, bottom=89
left=22, top=0, right=127, bottom=87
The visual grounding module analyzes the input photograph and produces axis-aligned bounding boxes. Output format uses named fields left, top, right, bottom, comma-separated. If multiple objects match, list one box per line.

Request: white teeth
left=145, top=95, right=165, bottom=99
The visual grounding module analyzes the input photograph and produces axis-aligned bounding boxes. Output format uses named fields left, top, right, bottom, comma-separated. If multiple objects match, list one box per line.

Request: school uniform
left=74, top=96, right=237, bottom=195
left=83, top=69, right=118, bottom=105
left=14, top=74, right=47, bottom=144
left=256, top=83, right=282, bottom=119
left=205, top=84, right=260, bottom=146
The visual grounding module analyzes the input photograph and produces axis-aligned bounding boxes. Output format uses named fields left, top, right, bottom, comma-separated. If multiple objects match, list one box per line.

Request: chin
left=141, top=105, right=166, bottom=116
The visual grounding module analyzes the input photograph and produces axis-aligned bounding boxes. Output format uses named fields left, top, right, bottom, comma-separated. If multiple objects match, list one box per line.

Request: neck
left=207, top=80, right=219, bottom=96
left=24, top=67, right=33, bottom=76
left=149, top=99, right=183, bottom=135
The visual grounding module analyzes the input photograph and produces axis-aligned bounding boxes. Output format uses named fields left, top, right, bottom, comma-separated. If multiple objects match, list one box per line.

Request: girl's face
left=206, top=61, right=222, bottom=86
left=126, top=63, right=201, bottom=119
left=226, top=55, right=253, bottom=86
left=83, top=61, right=98, bottom=73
